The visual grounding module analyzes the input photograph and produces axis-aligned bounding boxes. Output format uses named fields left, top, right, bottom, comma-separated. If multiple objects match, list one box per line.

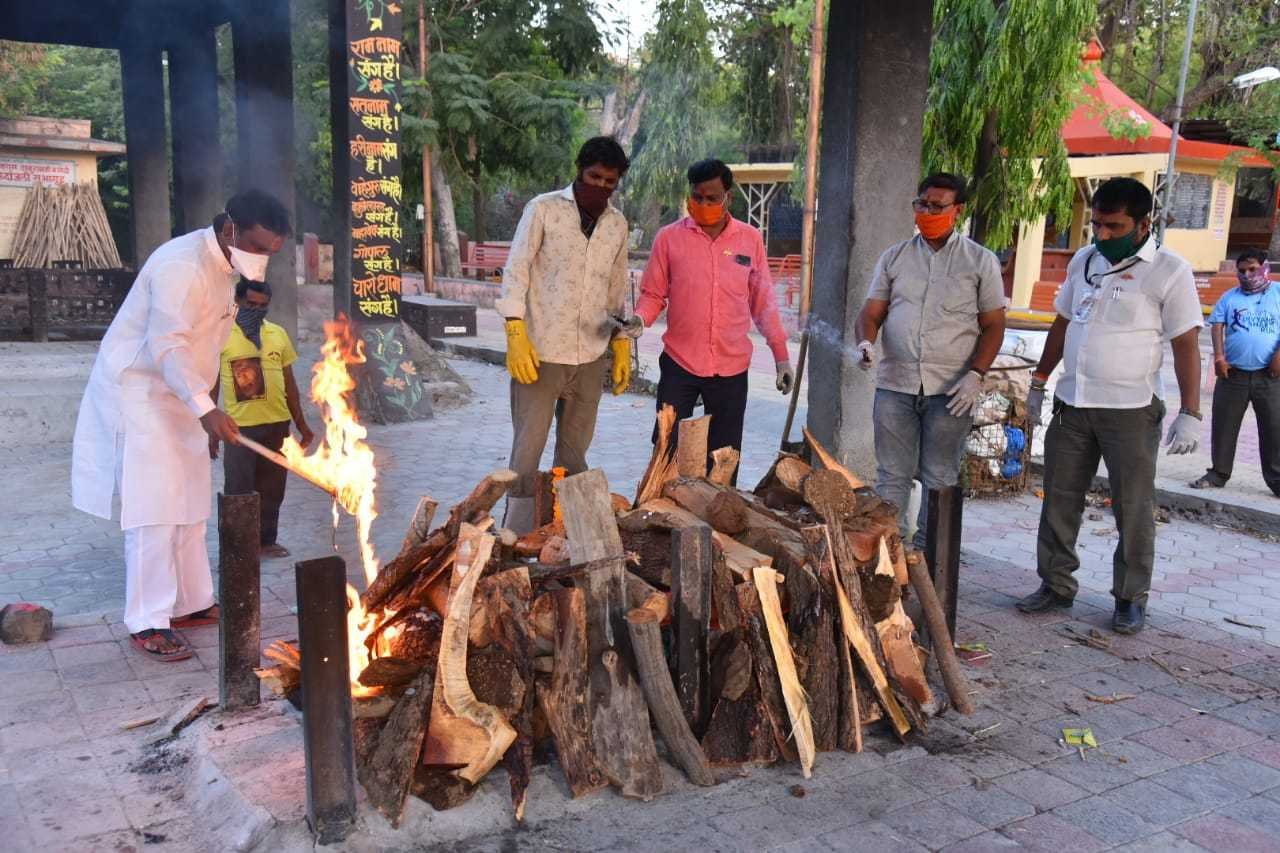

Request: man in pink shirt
left=631, top=159, right=793, bottom=473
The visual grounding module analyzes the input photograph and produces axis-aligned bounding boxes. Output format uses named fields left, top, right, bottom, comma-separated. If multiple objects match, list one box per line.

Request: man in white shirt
left=72, top=190, right=290, bottom=660
left=496, top=137, right=633, bottom=534
left=1018, top=178, right=1203, bottom=634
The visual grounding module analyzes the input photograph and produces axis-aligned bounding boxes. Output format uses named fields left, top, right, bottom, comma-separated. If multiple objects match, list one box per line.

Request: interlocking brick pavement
left=0, top=348, right=1277, bottom=850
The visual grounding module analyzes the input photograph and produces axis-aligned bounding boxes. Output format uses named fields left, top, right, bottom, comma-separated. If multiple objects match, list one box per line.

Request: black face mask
left=236, top=304, right=269, bottom=348
left=573, top=178, right=614, bottom=219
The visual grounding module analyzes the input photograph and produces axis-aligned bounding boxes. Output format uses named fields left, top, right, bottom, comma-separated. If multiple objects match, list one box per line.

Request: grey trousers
left=505, top=358, right=608, bottom=534
left=873, top=388, right=973, bottom=539
left=1037, top=396, right=1164, bottom=605
left=1204, top=368, right=1280, bottom=495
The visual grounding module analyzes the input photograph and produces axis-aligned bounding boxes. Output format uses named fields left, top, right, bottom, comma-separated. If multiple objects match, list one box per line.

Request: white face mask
left=227, top=222, right=271, bottom=281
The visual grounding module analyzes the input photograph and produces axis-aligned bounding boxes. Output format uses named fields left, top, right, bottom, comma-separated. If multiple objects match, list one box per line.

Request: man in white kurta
left=72, top=191, right=289, bottom=658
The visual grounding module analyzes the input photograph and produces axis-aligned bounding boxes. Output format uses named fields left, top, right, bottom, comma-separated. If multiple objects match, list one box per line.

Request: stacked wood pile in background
left=12, top=181, right=122, bottom=269
left=257, top=407, right=975, bottom=827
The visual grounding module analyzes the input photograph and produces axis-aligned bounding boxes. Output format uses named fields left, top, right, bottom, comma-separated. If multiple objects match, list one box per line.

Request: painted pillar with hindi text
left=329, top=0, right=432, bottom=423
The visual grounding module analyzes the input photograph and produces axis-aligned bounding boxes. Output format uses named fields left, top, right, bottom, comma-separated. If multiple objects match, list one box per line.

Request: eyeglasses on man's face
left=911, top=198, right=957, bottom=214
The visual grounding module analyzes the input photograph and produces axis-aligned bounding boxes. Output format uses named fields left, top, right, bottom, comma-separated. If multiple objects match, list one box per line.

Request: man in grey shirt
left=855, top=172, right=1007, bottom=539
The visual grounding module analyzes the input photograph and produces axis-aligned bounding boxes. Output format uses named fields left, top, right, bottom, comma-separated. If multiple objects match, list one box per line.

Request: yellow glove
left=504, top=319, right=540, bottom=384
left=610, top=337, right=631, bottom=395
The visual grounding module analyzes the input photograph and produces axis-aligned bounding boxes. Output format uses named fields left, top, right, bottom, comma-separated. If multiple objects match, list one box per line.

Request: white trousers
left=123, top=522, right=215, bottom=634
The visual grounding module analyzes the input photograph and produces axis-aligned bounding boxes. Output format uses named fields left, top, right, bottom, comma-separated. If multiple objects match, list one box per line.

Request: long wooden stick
left=626, top=608, right=715, bottom=787
left=905, top=556, right=975, bottom=715
left=754, top=566, right=816, bottom=778
left=235, top=434, right=337, bottom=498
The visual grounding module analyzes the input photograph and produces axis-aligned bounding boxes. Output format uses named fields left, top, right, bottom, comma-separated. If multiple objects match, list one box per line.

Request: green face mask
left=1092, top=226, right=1146, bottom=265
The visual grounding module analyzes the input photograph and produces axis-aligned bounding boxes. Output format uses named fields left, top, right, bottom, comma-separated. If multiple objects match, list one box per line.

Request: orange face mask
left=687, top=197, right=726, bottom=227
left=915, top=209, right=958, bottom=240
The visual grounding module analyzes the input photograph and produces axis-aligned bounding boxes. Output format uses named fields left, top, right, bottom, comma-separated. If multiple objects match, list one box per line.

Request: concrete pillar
left=1010, top=216, right=1047, bottom=309
left=169, top=26, right=224, bottom=234
left=233, top=0, right=299, bottom=339
left=806, top=0, right=934, bottom=479
left=119, top=36, right=171, bottom=268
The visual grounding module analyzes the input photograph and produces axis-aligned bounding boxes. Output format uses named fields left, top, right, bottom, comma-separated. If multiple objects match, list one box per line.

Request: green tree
left=923, top=0, right=1097, bottom=249
left=628, top=0, right=721, bottom=212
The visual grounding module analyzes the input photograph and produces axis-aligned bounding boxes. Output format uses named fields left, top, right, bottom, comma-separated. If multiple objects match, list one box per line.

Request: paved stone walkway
left=0, top=344, right=1278, bottom=850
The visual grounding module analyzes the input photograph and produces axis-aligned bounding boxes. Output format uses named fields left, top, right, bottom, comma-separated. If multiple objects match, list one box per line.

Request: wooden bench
left=459, top=241, right=512, bottom=280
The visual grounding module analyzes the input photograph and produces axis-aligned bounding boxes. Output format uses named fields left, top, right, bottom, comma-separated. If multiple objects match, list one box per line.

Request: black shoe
left=1113, top=600, right=1146, bottom=634
left=1016, top=584, right=1074, bottom=613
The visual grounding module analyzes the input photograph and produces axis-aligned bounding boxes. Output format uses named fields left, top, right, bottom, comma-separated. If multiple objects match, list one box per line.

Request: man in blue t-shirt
left=1190, top=249, right=1280, bottom=495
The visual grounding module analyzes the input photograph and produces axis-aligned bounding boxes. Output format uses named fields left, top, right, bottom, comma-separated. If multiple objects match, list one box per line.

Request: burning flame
left=280, top=316, right=383, bottom=693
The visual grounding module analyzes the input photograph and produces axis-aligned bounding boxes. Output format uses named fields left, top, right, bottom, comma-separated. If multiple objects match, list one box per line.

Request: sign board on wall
left=0, top=156, right=76, bottom=188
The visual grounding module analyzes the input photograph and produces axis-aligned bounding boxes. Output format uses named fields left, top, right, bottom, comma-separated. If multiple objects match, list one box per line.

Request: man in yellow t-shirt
left=210, top=279, right=315, bottom=558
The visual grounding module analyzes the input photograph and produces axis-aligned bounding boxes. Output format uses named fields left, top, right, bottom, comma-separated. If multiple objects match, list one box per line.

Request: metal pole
left=218, top=491, right=261, bottom=711
left=923, top=486, right=963, bottom=646
left=296, top=555, right=356, bottom=844
left=419, top=0, right=436, bottom=293
left=1158, top=0, right=1200, bottom=241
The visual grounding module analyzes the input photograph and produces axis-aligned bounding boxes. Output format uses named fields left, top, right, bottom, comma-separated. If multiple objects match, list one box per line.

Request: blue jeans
left=873, top=388, right=973, bottom=538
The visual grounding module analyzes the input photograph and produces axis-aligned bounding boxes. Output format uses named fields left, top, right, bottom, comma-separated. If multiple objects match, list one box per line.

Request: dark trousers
left=654, top=352, right=749, bottom=479
left=223, top=421, right=292, bottom=546
left=1037, top=397, right=1164, bottom=605
left=1204, top=368, right=1280, bottom=496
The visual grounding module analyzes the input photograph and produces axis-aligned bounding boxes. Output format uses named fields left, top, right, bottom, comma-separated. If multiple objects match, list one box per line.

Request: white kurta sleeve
left=145, top=260, right=218, bottom=418
left=495, top=199, right=545, bottom=320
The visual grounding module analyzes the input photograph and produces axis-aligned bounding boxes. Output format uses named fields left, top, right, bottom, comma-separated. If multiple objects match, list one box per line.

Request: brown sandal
left=130, top=629, right=193, bottom=661
left=172, top=604, right=220, bottom=628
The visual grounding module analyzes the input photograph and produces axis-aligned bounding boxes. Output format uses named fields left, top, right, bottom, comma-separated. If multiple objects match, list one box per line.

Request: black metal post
left=295, top=556, right=356, bottom=843
left=218, top=491, right=261, bottom=711
left=924, top=486, right=963, bottom=646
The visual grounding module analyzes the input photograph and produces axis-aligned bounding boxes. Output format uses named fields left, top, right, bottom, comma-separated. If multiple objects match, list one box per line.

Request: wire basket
left=961, top=357, right=1036, bottom=497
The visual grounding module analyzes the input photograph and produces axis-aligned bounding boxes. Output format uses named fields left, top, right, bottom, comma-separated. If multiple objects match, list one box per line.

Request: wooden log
left=558, top=469, right=663, bottom=801
left=663, top=478, right=808, bottom=575
left=785, top=563, right=838, bottom=752
left=712, top=531, right=772, bottom=579
left=740, top=584, right=798, bottom=763
left=473, top=567, right=537, bottom=820
left=536, top=588, right=608, bottom=798
left=378, top=609, right=443, bottom=668
left=356, top=668, right=434, bottom=826
left=861, top=536, right=902, bottom=622
left=802, top=469, right=858, bottom=521
left=618, top=526, right=673, bottom=588
left=803, top=426, right=866, bottom=489
left=634, top=404, right=679, bottom=506
left=395, top=497, right=438, bottom=564
left=754, top=567, right=816, bottom=777
left=876, top=599, right=933, bottom=706
left=710, top=546, right=742, bottom=634
left=701, top=633, right=779, bottom=768
left=708, top=447, right=740, bottom=486
left=671, top=523, right=712, bottom=733
left=357, top=656, right=424, bottom=691
left=626, top=608, right=716, bottom=787
left=530, top=592, right=556, bottom=655
left=706, top=490, right=751, bottom=535
left=676, top=415, right=712, bottom=478
left=363, top=470, right=516, bottom=611
left=412, top=766, right=477, bottom=811
left=627, top=573, right=669, bottom=623
left=421, top=529, right=517, bottom=782
left=800, top=524, right=924, bottom=740
left=906, top=554, right=975, bottom=715
left=774, top=455, right=813, bottom=493
left=835, top=625, right=862, bottom=752
left=618, top=498, right=704, bottom=532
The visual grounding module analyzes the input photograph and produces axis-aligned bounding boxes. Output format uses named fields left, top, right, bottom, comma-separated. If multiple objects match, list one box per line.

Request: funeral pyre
left=256, top=336, right=973, bottom=826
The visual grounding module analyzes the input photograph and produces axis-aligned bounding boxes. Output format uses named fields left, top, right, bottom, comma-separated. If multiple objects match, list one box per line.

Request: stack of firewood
left=257, top=406, right=975, bottom=827
left=12, top=181, right=122, bottom=269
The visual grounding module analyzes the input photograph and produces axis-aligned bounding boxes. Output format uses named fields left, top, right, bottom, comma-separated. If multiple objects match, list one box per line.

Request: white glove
left=1165, top=411, right=1202, bottom=456
left=1026, top=384, right=1046, bottom=428
left=611, top=315, right=645, bottom=339
left=776, top=361, right=795, bottom=395
left=856, top=340, right=875, bottom=371
left=945, top=370, right=984, bottom=417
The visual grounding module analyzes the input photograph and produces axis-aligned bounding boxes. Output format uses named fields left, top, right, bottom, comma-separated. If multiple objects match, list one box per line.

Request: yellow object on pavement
left=610, top=337, right=631, bottom=395
left=504, top=319, right=540, bottom=384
